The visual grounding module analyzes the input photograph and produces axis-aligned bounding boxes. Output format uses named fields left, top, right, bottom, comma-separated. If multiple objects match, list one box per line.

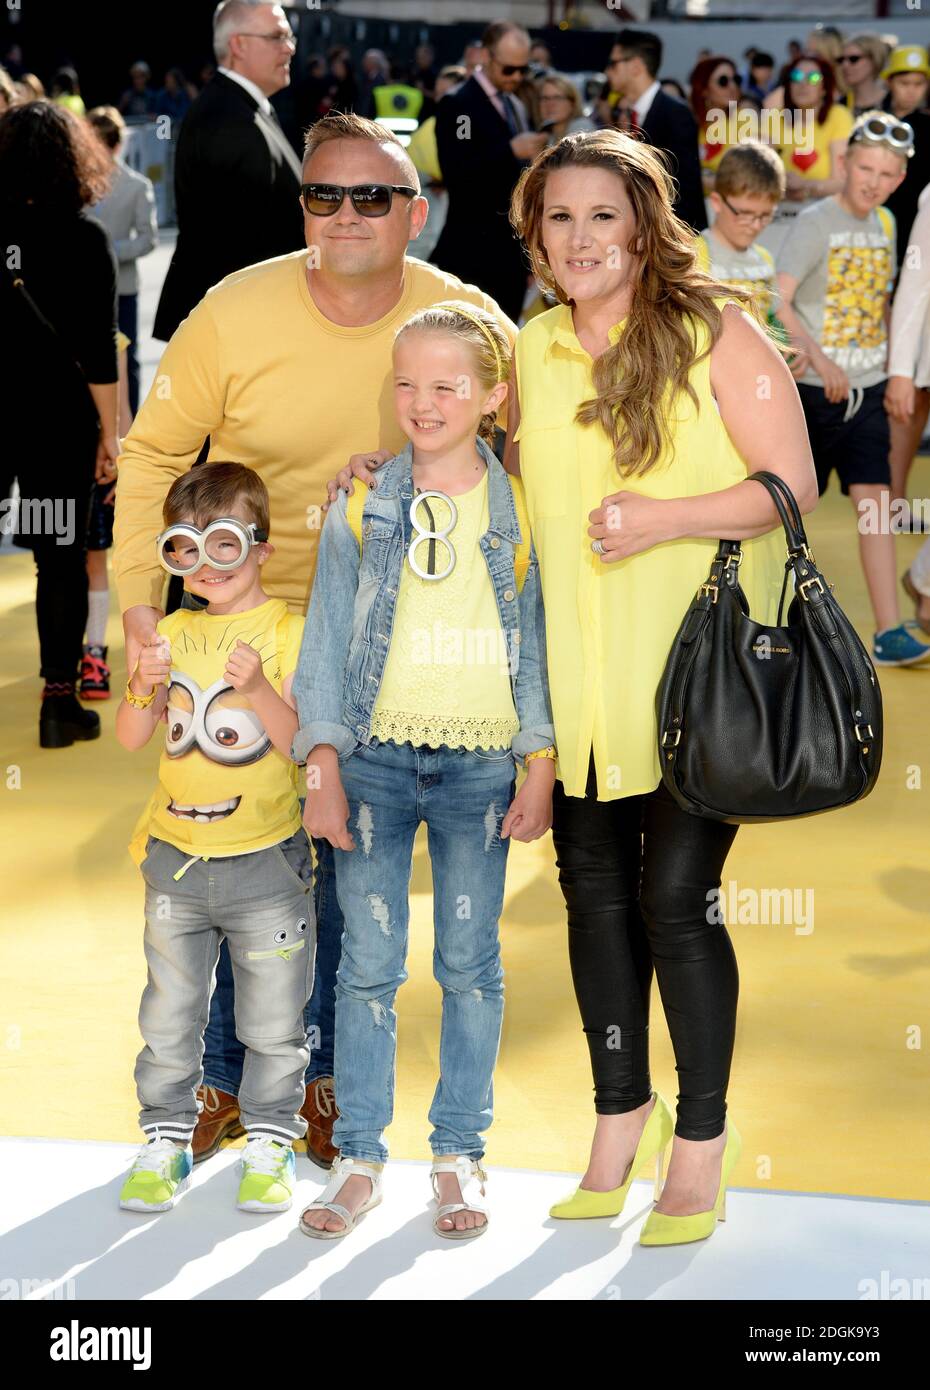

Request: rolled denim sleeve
left=290, top=492, right=359, bottom=765
left=510, top=539, right=556, bottom=765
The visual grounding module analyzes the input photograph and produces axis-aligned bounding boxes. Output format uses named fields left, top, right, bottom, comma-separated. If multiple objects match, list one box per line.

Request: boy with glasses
left=697, top=142, right=806, bottom=373
left=776, top=111, right=930, bottom=665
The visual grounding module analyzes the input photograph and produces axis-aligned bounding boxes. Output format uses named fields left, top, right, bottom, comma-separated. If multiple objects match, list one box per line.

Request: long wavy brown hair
left=510, top=128, right=766, bottom=479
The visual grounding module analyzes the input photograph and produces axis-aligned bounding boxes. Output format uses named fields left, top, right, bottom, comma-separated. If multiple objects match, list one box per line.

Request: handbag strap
left=702, top=471, right=878, bottom=737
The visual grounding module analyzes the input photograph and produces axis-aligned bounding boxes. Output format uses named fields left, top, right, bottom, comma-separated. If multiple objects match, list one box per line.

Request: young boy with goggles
left=115, top=462, right=316, bottom=1215
left=776, top=110, right=930, bottom=667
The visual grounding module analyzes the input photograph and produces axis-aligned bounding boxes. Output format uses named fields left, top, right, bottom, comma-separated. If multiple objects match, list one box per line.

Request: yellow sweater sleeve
left=112, top=298, right=224, bottom=613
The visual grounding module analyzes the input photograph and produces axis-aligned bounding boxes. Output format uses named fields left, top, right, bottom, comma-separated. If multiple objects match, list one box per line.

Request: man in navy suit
left=431, top=21, right=547, bottom=321
left=154, top=1, right=304, bottom=341
left=606, top=28, right=707, bottom=233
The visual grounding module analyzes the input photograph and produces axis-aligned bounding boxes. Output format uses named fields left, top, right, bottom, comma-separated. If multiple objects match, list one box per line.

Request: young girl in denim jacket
left=290, top=302, right=556, bottom=1241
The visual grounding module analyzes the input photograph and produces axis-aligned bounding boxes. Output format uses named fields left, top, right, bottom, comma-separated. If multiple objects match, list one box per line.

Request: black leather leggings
left=550, top=751, right=740, bottom=1141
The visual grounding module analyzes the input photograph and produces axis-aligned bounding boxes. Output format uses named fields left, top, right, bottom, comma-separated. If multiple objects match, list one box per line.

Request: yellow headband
left=435, top=302, right=504, bottom=384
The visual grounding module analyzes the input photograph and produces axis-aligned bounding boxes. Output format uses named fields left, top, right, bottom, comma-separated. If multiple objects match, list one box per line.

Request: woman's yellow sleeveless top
left=514, top=299, right=784, bottom=801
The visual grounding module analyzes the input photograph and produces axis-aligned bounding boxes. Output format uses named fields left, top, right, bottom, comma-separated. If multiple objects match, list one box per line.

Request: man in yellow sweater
left=113, top=109, right=516, bottom=1168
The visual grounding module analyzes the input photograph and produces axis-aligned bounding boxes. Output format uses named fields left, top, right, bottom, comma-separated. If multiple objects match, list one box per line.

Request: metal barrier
left=123, top=118, right=177, bottom=227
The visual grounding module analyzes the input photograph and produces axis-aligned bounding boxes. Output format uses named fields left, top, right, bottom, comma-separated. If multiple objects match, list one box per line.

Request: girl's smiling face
left=541, top=165, right=641, bottom=305
left=393, top=332, right=507, bottom=455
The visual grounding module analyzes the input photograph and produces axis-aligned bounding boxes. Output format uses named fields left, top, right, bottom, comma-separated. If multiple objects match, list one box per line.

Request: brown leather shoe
left=301, top=1077, right=339, bottom=1170
left=192, top=1084, right=245, bottom=1163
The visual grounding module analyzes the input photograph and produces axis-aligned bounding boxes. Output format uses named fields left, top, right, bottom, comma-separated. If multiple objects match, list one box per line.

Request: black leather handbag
left=655, top=470, right=882, bottom=823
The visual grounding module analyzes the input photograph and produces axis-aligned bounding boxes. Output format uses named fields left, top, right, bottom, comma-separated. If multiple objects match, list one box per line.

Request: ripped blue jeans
left=332, top=738, right=515, bottom=1164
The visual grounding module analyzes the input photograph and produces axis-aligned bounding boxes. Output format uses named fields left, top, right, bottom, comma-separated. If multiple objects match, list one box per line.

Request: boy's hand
left=303, top=762, right=356, bottom=850
left=224, top=640, right=268, bottom=695
left=815, top=354, right=850, bottom=404
left=124, top=605, right=164, bottom=690
left=501, top=759, right=555, bottom=842
left=885, top=375, right=916, bottom=423
left=133, top=636, right=172, bottom=694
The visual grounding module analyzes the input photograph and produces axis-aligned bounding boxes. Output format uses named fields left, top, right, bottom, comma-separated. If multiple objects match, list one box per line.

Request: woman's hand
left=95, top=433, right=120, bottom=484
left=501, top=759, right=555, bottom=841
left=885, top=375, right=916, bottom=424
left=587, top=491, right=674, bottom=561
left=224, top=639, right=268, bottom=696
left=323, top=448, right=393, bottom=508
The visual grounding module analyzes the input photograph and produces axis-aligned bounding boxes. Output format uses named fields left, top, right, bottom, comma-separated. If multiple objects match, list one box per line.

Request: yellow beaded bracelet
left=525, top=745, right=556, bottom=762
left=124, top=679, right=157, bottom=710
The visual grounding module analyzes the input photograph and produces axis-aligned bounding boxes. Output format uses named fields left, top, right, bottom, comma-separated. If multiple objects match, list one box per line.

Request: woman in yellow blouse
left=505, top=129, right=818, bottom=1245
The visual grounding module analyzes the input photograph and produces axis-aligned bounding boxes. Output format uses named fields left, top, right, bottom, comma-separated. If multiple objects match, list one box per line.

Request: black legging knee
left=551, top=751, right=740, bottom=1141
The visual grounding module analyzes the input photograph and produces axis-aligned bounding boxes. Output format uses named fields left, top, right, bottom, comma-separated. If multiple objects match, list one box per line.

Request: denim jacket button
left=513, top=631, right=521, bottom=643
left=503, top=588, right=515, bottom=602
left=364, top=522, right=373, bottom=538
left=489, top=537, right=501, bottom=549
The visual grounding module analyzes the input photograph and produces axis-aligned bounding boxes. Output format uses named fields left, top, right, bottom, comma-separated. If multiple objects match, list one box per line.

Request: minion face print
left=159, top=613, right=288, bottom=828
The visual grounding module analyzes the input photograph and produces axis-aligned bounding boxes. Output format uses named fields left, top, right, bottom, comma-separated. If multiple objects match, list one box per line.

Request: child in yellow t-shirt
left=114, top=461, right=314, bottom=1218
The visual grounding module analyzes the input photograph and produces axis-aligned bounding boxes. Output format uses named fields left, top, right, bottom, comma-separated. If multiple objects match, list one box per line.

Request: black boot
left=39, top=680, right=101, bottom=748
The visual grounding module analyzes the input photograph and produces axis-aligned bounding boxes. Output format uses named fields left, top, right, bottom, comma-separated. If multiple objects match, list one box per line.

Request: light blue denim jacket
left=291, top=437, right=555, bottom=766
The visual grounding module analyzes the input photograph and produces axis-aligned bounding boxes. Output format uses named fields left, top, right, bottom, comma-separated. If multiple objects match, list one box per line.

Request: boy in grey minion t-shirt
left=776, top=110, right=930, bottom=667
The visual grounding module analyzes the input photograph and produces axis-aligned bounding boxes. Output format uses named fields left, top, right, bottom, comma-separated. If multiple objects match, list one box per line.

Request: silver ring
left=591, top=539, right=605, bottom=555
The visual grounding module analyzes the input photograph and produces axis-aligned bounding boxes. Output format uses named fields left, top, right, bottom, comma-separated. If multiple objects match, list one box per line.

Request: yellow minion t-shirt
left=128, top=597, right=305, bottom=864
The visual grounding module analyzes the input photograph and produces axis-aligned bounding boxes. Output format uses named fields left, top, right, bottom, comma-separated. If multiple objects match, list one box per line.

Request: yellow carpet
left=2, top=467, right=929, bottom=1200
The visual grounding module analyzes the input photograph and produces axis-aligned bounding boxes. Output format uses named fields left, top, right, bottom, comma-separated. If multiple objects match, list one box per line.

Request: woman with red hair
left=759, top=53, right=853, bottom=256
left=689, top=55, right=742, bottom=191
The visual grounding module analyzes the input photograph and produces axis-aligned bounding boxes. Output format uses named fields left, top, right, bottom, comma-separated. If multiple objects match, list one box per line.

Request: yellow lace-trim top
left=369, top=470, right=520, bottom=751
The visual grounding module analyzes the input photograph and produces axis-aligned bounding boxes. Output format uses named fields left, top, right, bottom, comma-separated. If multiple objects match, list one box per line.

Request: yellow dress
left=513, top=300, right=784, bottom=801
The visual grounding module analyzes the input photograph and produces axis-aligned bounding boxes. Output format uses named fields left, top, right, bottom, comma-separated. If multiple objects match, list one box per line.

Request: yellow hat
left=882, top=45, right=930, bottom=82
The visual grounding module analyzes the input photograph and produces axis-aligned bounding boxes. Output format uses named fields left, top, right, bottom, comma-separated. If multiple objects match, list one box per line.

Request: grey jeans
left=134, top=828, right=316, bottom=1146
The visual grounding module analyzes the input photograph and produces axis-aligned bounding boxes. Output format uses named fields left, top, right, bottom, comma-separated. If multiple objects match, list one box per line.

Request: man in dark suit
left=607, top=28, right=707, bottom=233
left=153, top=1, right=304, bottom=340
left=431, top=20, right=547, bottom=322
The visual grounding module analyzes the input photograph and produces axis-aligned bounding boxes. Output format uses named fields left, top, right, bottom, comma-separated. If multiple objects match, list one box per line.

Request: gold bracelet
left=124, top=679, right=157, bottom=710
left=525, top=745, right=556, bottom=762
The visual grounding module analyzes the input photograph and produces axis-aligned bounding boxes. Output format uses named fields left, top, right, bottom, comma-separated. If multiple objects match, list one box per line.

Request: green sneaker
left=237, top=1138, right=296, bottom=1213
left=120, top=1137, right=193, bottom=1212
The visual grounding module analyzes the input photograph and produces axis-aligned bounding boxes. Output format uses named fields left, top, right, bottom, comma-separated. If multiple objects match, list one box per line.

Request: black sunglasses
left=494, top=61, right=531, bottom=76
left=300, top=183, right=418, bottom=217
left=714, top=73, right=741, bottom=88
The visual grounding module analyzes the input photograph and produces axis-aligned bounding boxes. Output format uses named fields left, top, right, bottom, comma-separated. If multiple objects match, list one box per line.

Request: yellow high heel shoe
left=549, top=1091, right=674, bottom=1220
left=639, top=1119, right=742, bottom=1246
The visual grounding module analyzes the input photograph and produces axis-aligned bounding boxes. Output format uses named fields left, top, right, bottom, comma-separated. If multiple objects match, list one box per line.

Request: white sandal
left=430, top=1155, right=489, bottom=1240
left=299, top=1156, right=383, bottom=1240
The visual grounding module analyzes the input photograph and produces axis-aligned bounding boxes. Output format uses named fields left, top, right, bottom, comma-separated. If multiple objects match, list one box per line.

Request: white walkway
left=1, top=1138, right=927, bottom=1301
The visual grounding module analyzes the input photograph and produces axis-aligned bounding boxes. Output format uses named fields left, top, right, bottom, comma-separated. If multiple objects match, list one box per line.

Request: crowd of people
left=2, top=2, right=929, bottom=1253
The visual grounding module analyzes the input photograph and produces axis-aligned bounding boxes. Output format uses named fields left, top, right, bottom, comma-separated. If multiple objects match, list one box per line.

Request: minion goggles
left=848, top=112, right=915, bottom=158
left=156, top=518, right=269, bottom=575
